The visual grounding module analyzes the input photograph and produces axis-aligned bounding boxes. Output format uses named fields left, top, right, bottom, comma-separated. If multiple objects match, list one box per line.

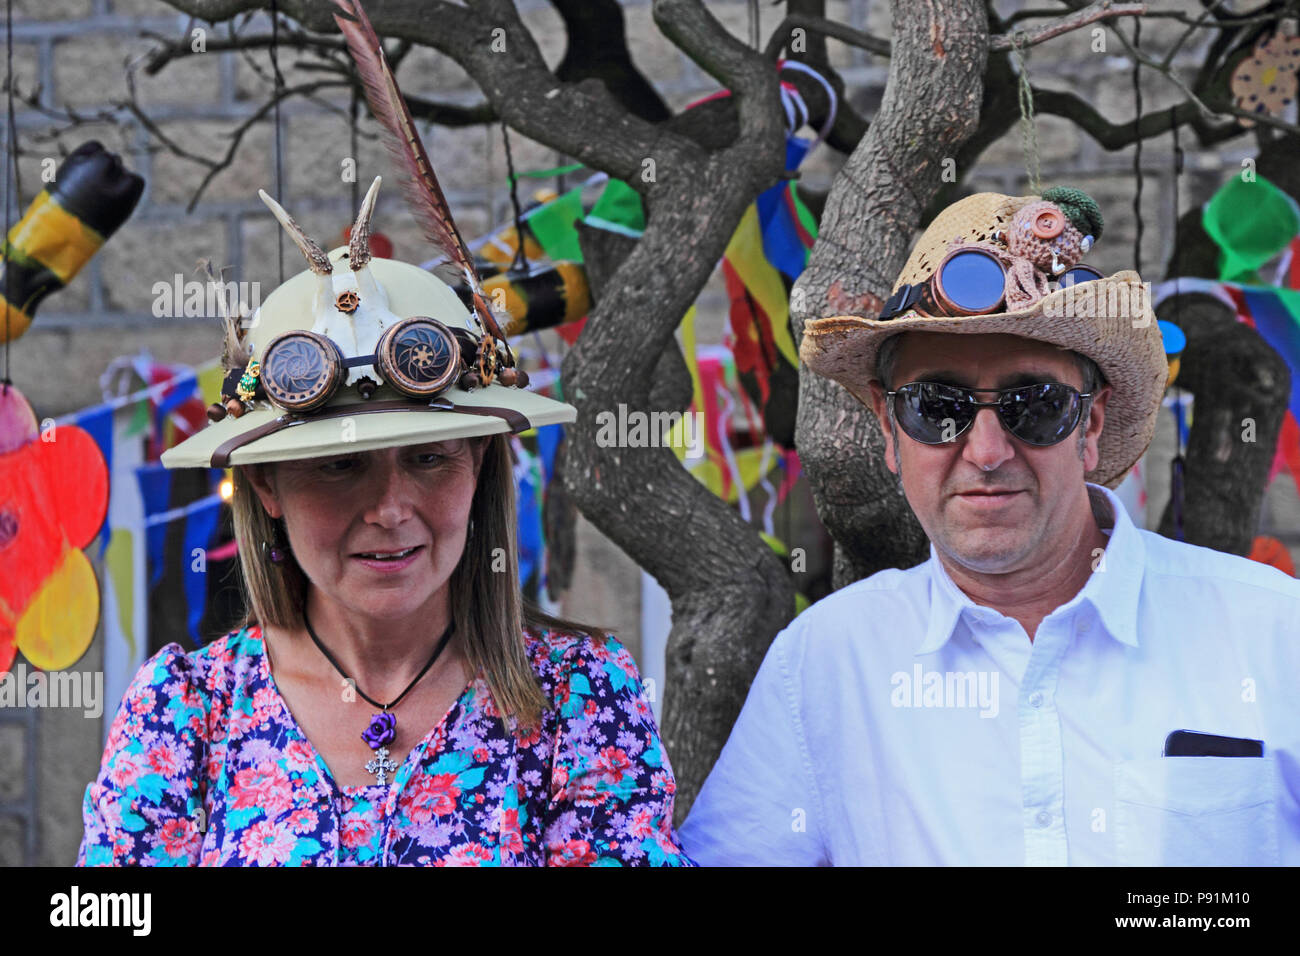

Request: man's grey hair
left=875, top=332, right=1107, bottom=468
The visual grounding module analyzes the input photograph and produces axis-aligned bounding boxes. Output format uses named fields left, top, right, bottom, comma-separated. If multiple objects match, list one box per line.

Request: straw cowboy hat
left=799, top=188, right=1169, bottom=488
left=160, top=178, right=576, bottom=471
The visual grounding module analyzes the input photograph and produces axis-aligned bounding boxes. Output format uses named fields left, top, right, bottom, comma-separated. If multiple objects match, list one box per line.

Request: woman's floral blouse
left=76, top=623, right=695, bottom=866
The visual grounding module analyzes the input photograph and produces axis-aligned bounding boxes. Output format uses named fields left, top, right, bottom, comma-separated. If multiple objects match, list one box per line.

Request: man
left=679, top=190, right=1300, bottom=865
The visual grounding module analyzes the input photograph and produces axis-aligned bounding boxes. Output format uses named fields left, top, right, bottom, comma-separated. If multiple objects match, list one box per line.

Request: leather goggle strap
left=209, top=398, right=531, bottom=468
left=879, top=283, right=924, bottom=320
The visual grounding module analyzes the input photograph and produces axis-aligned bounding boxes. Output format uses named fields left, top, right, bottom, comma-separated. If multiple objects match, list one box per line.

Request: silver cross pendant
left=365, top=747, right=398, bottom=785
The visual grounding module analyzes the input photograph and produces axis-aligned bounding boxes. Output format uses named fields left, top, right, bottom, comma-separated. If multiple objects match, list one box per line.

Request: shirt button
left=1036, top=810, right=1052, bottom=827
left=1028, top=691, right=1043, bottom=708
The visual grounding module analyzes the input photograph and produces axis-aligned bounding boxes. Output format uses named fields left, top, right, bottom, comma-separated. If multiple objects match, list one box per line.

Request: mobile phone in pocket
left=1163, top=729, right=1264, bottom=757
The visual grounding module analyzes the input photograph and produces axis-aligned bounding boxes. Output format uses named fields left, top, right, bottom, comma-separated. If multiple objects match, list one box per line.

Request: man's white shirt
left=680, top=482, right=1300, bottom=865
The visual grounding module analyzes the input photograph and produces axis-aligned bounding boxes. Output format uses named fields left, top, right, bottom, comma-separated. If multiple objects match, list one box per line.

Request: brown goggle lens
left=260, top=330, right=345, bottom=412
left=376, top=317, right=461, bottom=398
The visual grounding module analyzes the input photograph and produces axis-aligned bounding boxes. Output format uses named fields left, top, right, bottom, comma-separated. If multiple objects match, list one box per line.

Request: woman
left=76, top=181, right=693, bottom=866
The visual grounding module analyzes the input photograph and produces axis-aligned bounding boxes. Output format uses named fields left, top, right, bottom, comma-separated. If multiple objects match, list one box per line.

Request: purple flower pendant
left=361, top=711, right=398, bottom=785
left=361, top=711, right=396, bottom=749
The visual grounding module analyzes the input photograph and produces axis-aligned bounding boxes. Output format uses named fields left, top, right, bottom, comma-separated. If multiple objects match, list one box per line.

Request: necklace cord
left=302, top=602, right=455, bottom=712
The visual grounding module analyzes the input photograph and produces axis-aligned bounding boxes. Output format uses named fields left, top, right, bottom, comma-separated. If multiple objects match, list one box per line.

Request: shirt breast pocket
left=1112, top=755, right=1280, bottom=866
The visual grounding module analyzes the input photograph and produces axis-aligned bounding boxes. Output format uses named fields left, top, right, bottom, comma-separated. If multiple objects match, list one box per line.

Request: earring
left=263, top=518, right=289, bottom=565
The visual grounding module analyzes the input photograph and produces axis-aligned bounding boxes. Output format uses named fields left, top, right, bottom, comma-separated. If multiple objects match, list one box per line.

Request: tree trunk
left=793, top=0, right=990, bottom=586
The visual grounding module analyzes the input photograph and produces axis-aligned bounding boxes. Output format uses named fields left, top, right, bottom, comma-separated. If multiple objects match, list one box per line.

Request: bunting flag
left=718, top=131, right=819, bottom=450
left=695, top=62, right=830, bottom=450
left=755, top=136, right=818, bottom=279
left=135, top=461, right=173, bottom=592
left=173, top=494, right=222, bottom=644
left=439, top=172, right=649, bottom=342
left=666, top=309, right=792, bottom=509
left=515, top=422, right=565, bottom=597
left=75, top=403, right=116, bottom=559
left=514, top=436, right=545, bottom=591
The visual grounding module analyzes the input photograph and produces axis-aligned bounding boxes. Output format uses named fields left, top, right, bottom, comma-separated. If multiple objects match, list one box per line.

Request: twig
left=768, top=1, right=1146, bottom=60
left=989, top=0, right=1146, bottom=52
left=139, top=28, right=347, bottom=75
left=1107, top=18, right=1222, bottom=120
left=1104, top=16, right=1300, bottom=137
left=1006, top=3, right=1297, bottom=28
left=764, top=12, right=891, bottom=60
left=1159, top=0, right=1232, bottom=70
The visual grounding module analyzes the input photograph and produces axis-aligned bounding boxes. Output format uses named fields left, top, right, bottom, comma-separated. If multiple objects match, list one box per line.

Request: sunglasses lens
left=936, top=249, right=1005, bottom=315
left=261, top=331, right=344, bottom=412
left=998, top=383, right=1081, bottom=445
left=1058, top=265, right=1103, bottom=287
left=377, top=317, right=462, bottom=398
left=895, top=383, right=972, bottom=443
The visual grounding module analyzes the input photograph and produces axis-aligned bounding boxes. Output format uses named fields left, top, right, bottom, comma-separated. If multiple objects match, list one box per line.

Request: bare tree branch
left=139, top=28, right=347, bottom=74
left=764, top=12, right=891, bottom=59
left=1007, top=2, right=1294, bottom=27
left=766, top=0, right=1146, bottom=60
left=989, top=0, right=1146, bottom=51
left=1104, top=13, right=1300, bottom=137
left=1033, top=89, right=1246, bottom=149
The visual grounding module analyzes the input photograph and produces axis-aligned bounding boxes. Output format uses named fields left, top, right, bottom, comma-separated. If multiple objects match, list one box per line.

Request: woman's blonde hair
left=229, top=432, right=605, bottom=730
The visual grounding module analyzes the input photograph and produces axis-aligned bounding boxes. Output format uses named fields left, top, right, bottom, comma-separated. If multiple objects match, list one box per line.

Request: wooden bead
left=459, top=371, right=481, bottom=391
left=207, top=402, right=228, bottom=423
left=497, top=367, right=518, bottom=387
left=226, top=399, right=246, bottom=418
left=515, top=368, right=530, bottom=388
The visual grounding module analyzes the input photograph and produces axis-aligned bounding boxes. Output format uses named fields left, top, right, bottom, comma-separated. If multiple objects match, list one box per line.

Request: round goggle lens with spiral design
left=260, top=330, right=345, bottom=412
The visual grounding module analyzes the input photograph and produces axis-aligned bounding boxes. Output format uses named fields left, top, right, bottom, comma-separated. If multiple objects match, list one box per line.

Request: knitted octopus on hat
left=1000, top=186, right=1103, bottom=310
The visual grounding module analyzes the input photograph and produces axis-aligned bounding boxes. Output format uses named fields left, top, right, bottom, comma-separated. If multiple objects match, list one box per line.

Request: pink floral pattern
left=77, top=623, right=693, bottom=866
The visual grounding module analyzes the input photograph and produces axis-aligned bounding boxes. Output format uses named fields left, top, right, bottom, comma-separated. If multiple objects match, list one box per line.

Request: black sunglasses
left=887, top=381, right=1092, bottom=446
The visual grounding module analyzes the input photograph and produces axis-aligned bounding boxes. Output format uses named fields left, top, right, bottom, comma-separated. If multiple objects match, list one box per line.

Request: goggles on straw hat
left=799, top=187, right=1170, bottom=489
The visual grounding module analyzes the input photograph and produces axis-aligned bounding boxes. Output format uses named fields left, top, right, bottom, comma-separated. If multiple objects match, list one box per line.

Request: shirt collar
left=916, top=482, right=1144, bottom=654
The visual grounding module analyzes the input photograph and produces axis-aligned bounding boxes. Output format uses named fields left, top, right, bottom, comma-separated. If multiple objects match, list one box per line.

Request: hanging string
left=500, top=120, right=527, bottom=276
left=1170, top=109, right=1183, bottom=309
left=2, top=0, right=14, bottom=389
left=1170, top=107, right=1187, bottom=542
left=1132, top=17, right=1143, bottom=275
left=269, top=0, right=286, bottom=283
left=1011, top=32, right=1042, bottom=196
left=349, top=82, right=360, bottom=216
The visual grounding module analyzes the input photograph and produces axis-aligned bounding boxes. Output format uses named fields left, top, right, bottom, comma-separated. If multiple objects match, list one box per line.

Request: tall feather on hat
left=330, top=0, right=517, bottom=375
